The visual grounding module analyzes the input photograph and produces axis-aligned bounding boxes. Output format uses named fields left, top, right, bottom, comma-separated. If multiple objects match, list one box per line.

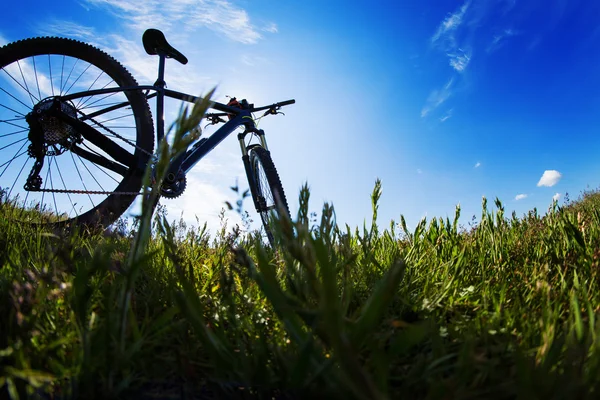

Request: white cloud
left=440, top=109, right=453, bottom=122
left=431, top=1, right=472, bottom=73
left=553, top=193, right=561, bottom=201
left=263, top=23, right=278, bottom=33
left=83, top=0, right=271, bottom=45
left=431, top=1, right=471, bottom=45
left=515, top=194, right=527, bottom=201
left=447, top=48, right=472, bottom=72
left=241, top=54, right=268, bottom=67
left=537, top=170, right=562, bottom=187
left=487, top=28, right=518, bottom=53
left=474, top=161, right=481, bottom=168
left=38, top=20, right=97, bottom=41
left=421, top=78, right=454, bottom=117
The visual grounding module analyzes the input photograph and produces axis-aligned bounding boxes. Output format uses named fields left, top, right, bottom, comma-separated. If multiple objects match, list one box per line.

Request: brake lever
left=262, top=107, right=285, bottom=117
left=204, top=114, right=226, bottom=128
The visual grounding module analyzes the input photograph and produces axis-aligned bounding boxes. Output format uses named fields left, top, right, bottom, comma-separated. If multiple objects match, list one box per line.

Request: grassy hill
left=2, top=181, right=600, bottom=400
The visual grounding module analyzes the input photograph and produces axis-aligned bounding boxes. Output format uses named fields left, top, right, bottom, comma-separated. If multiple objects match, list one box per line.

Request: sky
left=1, top=0, right=600, bottom=235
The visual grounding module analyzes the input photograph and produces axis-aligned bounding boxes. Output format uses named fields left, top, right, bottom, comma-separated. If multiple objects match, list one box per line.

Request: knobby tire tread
left=0, top=36, right=154, bottom=230
left=249, top=146, right=289, bottom=245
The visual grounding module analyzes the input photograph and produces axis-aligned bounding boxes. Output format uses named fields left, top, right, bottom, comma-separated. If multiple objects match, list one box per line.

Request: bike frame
left=60, top=53, right=274, bottom=211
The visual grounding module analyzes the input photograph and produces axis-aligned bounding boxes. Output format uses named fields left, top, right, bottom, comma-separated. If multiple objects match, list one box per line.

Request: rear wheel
left=249, top=146, right=290, bottom=246
left=0, top=36, right=154, bottom=229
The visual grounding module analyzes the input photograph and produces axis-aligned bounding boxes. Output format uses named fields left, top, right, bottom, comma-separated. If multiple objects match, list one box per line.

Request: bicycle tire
left=249, top=146, right=290, bottom=246
left=0, top=36, right=154, bottom=229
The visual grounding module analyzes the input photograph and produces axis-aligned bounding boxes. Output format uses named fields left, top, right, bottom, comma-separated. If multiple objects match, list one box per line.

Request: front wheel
left=249, top=146, right=290, bottom=246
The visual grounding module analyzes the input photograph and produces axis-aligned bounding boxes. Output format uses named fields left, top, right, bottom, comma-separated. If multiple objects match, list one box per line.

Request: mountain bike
left=0, top=29, right=294, bottom=244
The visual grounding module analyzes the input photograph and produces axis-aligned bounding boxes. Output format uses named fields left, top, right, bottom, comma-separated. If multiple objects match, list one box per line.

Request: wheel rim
left=253, top=156, right=280, bottom=244
left=0, top=43, right=149, bottom=225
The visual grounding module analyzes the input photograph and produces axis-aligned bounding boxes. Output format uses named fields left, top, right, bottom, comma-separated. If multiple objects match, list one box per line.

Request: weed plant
left=2, top=94, right=600, bottom=399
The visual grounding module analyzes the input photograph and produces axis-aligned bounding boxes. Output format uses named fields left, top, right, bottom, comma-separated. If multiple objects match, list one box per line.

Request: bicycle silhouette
left=0, top=29, right=294, bottom=244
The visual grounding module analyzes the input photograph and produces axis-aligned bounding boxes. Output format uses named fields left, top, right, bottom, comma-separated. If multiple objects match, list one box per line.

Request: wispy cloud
left=38, top=20, right=212, bottom=91
left=38, top=20, right=97, bottom=41
left=241, top=54, right=269, bottom=67
left=440, top=109, right=453, bottom=122
left=431, top=1, right=472, bottom=73
left=431, top=1, right=471, bottom=45
left=421, top=78, right=454, bottom=117
left=474, top=161, right=481, bottom=168
left=537, top=170, right=562, bottom=187
left=263, top=23, right=278, bottom=33
left=515, top=193, right=527, bottom=201
left=447, top=48, right=472, bottom=72
left=487, top=28, right=518, bottom=53
left=84, top=0, right=274, bottom=44
left=423, top=0, right=471, bottom=118
left=417, top=168, right=423, bottom=174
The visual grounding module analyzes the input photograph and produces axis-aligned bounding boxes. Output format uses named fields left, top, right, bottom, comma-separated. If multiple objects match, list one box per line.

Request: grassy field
left=2, top=102, right=600, bottom=399
left=2, top=181, right=600, bottom=399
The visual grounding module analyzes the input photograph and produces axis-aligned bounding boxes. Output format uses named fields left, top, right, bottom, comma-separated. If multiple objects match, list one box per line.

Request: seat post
left=155, top=53, right=167, bottom=143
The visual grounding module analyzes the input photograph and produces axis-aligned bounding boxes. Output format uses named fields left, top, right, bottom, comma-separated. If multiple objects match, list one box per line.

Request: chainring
left=160, top=174, right=187, bottom=199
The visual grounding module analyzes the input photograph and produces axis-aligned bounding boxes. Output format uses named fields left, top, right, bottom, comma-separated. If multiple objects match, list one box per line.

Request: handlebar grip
left=277, top=99, right=295, bottom=106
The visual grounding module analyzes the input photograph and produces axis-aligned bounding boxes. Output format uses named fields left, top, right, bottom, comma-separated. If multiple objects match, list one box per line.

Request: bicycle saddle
left=142, top=29, right=188, bottom=65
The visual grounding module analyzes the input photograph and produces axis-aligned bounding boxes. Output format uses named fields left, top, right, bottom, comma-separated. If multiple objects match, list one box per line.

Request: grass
left=2, top=98, right=600, bottom=399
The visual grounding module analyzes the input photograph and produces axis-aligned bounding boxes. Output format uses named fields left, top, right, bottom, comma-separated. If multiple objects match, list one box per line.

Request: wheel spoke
left=48, top=55, right=55, bottom=97
left=0, top=119, right=27, bottom=131
left=0, top=86, right=33, bottom=110
left=61, top=58, right=79, bottom=94
left=0, top=128, right=28, bottom=139
left=1, top=38, right=152, bottom=226
left=1, top=63, right=37, bottom=105
left=59, top=56, right=65, bottom=96
left=55, top=157, right=78, bottom=217
left=7, top=154, right=30, bottom=200
left=0, top=102, right=26, bottom=117
left=0, top=136, right=27, bottom=151
left=64, top=63, right=92, bottom=94
left=47, top=157, right=59, bottom=218
left=32, top=56, right=42, bottom=102
left=76, top=153, right=106, bottom=193
left=80, top=91, right=122, bottom=112
left=70, top=151, right=95, bottom=207
left=41, top=157, right=52, bottom=209
left=52, top=110, right=136, bottom=167
left=71, top=143, right=129, bottom=177
left=94, top=112, right=132, bottom=125
left=76, top=70, right=106, bottom=109
left=0, top=140, right=28, bottom=177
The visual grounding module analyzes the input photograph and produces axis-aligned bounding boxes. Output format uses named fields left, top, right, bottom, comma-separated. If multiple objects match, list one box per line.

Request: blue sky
left=1, top=0, right=599, bottom=234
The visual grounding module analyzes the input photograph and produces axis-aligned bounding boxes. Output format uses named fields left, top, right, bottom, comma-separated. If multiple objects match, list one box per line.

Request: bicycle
left=0, top=28, right=294, bottom=244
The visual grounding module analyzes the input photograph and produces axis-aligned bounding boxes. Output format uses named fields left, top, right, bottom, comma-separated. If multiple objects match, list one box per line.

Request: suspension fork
left=238, top=128, right=269, bottom=212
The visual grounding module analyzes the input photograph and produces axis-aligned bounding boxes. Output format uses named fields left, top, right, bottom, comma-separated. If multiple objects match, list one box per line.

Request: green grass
left=2, top=99, right=600, bottom=399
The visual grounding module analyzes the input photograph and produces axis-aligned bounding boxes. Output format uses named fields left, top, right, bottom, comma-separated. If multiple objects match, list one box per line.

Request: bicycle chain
left=27, top=107, right=157, bottom=197
left=30, top=187, right=143, bottom=195
left=82, top=110, right=154, bottom=159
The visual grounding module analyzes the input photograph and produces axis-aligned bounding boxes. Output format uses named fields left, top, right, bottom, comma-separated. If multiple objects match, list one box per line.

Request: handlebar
left=252, top=99, right=295, bottom=112
left=207, top=99, right=295, bottom=117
